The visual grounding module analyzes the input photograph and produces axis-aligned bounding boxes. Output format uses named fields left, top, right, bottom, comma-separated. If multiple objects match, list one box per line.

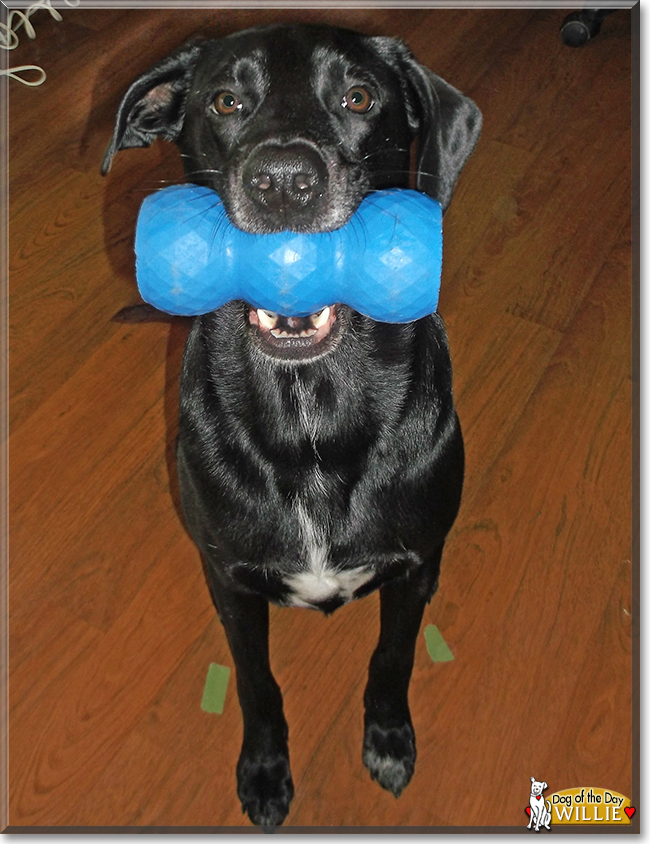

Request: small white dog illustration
left=528, top=777, right=552, bottom=831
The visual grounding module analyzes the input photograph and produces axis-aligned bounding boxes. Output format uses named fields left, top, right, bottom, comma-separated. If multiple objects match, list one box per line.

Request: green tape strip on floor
left=424, top=624, right=454, bottom=663
left=201, top=663, right=231, bottom=714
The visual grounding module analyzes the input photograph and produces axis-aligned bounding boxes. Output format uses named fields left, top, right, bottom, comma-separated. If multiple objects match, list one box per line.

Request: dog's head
left=530, top=778, right=548, bottom=796
left=103, top=24, right=481, bottom=360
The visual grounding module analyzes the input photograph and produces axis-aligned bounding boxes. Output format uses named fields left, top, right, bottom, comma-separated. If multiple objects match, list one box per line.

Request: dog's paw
left=237, top=750, right=294, bottom=828
left=362, top=720, right=416, bottom=797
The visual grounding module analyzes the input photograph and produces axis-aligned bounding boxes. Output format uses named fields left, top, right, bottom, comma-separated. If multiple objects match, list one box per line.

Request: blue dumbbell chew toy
left=135, top=185, right=443, bottom=323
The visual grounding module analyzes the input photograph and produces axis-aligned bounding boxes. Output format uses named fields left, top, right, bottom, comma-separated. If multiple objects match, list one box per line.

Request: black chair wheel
left=560, top=9, right=616, bottom=47
left=561, top=12, right=600, bottom=46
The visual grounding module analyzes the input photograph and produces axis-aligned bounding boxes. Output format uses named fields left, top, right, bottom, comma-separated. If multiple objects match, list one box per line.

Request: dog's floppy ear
left=101, top=42, right=202, bottom=175
left=407, top=63, right=482, bottom=210
left=369, top=37, right=481, bottom=211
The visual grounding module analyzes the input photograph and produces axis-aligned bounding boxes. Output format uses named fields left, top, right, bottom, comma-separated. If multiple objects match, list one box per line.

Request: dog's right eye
left=212, top=91, right=242, bottom=115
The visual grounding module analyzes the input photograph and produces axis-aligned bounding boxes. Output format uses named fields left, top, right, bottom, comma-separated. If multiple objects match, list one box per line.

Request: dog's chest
left=282, top=499, right=374, bottom=609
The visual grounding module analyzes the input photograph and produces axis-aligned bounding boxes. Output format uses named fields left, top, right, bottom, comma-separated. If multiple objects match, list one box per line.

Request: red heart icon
left=625, top=807, right=635, bottom=819
left=536, top=795, right=542, bottom=800
left=525, top=807, right=531, bottom=816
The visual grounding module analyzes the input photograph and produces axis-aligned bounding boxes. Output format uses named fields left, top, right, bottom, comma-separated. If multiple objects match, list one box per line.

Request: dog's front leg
left=210, top=576, right=294, bottom=827
left=362, top=548, right=442, bottom=797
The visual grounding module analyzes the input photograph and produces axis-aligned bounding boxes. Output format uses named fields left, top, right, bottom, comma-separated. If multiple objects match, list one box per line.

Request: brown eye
left=343, top=86, right=373, bottom=113
left=212, top=91, right=242, bottom=115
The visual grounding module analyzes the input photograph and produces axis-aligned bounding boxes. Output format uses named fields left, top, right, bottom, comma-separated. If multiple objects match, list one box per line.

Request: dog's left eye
left=342, top=86, right=374, bottom=114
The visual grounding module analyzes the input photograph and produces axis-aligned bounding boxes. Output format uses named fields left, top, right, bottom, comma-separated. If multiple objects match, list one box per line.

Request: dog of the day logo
left=525, top=778, right=635, bottom=829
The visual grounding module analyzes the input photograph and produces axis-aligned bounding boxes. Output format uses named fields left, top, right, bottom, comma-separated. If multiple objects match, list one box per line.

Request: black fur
left=104, top=23, right=481, bottom=827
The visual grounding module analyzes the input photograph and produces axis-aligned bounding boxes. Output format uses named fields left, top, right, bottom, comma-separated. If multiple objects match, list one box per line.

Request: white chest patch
left=286, top=565, right=375, bottom=608
left=286, top=500, right=374, bottom=608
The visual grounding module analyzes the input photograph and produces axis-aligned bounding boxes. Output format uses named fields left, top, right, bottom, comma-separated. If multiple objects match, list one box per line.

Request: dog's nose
left=243, top=143, right=328, bottom=213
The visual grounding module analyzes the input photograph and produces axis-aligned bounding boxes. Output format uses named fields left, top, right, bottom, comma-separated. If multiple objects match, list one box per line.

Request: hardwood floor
left=6, top=5, right=635, bottom=830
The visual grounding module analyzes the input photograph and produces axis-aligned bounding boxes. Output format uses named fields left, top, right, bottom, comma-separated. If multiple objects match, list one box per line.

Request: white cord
left=0, top=0, right=80, bottom=86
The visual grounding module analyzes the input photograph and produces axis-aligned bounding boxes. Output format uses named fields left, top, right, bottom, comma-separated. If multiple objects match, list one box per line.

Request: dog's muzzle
left=240, top=141, right=330, bottom=231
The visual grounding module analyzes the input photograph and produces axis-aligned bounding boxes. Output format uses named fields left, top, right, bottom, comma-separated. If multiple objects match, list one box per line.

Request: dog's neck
left=197, top=308, right=417, bottom=449
left=180, top=307, right=455, bottom=517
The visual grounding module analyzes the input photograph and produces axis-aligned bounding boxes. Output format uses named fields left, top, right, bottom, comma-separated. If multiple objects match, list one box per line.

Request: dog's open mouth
left=247, top=305, right=342, bottom=360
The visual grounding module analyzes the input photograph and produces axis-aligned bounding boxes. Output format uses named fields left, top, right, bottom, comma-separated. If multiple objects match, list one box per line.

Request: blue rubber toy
left=134, top=185, right=443, bottom=323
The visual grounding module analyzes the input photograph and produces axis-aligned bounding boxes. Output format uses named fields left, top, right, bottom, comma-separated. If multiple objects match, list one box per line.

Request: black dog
left=103, top=23, right=481, bottom=827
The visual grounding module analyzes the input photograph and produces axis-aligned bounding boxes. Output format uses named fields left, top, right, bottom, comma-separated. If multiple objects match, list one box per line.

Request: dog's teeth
left=310, top=307, right=331, bottom=329
left=270, top=328, right=318, bottom=340
left=257, top=309, right=279, bottom=329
